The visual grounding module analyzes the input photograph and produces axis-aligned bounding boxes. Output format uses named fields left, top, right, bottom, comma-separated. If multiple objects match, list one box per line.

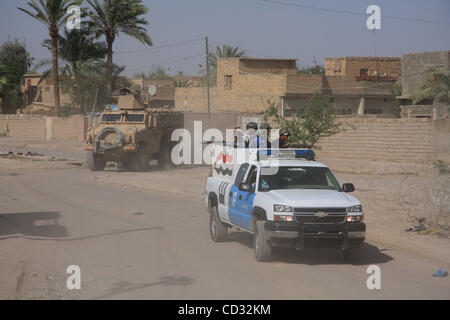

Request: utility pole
left=205, top=36, right=211, bottom=121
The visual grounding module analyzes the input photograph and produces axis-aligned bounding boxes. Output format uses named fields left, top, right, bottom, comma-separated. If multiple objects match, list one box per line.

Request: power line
left=124, top=53, right=204, bottom=72
left=116, top=37, right=203, bottom=55
left=256, top=0, right=450, bottom=25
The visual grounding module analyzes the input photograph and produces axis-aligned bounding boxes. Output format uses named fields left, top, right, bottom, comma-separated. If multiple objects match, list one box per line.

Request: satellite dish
left=148, top=85, right=157, bottom=96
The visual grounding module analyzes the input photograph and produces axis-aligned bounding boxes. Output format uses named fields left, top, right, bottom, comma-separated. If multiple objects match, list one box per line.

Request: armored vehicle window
left=125, top=114, right=145, bottom=122
left=102, top=114, right=122, bottom=123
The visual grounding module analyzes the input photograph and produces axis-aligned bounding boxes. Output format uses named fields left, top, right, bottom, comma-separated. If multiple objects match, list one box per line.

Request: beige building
left=325, top=56, right=401, bottom=77
left=175, top=57, right=399, bottom=116
left=22, top=74, right=73, bottom=114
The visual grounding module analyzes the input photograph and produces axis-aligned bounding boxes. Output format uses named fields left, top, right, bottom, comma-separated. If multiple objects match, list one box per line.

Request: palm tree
left=87, top=0, right=152, bottom=95
left=42, top=28, right=107, bottom=111
left=18, top=0, right=81, bottom=113
left=208, top=45, right=246, bottom=69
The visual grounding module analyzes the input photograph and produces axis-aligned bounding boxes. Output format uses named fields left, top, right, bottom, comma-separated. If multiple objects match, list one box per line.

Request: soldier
left=244, top=122, right=259, bottom=148
left=259, top=123, right=272, bottom=148
left=278, top=128, right=290, bottom=148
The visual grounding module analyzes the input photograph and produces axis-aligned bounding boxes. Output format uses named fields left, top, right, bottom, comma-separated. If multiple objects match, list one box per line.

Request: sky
left=0, top=0, right=449, bottom=77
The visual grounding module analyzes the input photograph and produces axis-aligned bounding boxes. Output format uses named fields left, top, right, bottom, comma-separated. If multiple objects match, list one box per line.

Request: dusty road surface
left=1, top=163, right=449, bottom=299
left=0, top=137, right=449, bottom=299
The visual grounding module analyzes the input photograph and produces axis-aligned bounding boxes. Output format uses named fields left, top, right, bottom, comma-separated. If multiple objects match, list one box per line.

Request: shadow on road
left=91, top=276, right=195, bottom=299
left=228, top=231, right=393, bottom=266
left=0, top=211, right=67, bottom=238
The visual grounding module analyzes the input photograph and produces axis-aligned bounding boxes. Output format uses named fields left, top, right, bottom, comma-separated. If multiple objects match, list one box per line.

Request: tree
left=204, top=45, right=245, bottom=86
left=0, top=38, right=34, bottom=112
left=134, top=66, right=170, bottom=80
left=42, top=28, right=107, bottom=111
left=208, top=45, right=246, bottom=70
left=173, top=78, right=192, bottom=88
left=296, top=57, right=325, bottom=75
left=264, top=93, right=341, bottom=148
left=18, top=0, right=81, bottom=113
left=412, top=67, right=449, bottom=105
left=87, top=0, right=152, bottom=95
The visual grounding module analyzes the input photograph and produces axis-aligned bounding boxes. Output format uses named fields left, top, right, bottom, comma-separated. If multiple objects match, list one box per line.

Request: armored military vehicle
left=85, top=87, right=183, bottom=171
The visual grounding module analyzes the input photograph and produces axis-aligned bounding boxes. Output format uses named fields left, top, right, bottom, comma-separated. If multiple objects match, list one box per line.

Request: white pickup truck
left=204, top=147, right=365, bottom=262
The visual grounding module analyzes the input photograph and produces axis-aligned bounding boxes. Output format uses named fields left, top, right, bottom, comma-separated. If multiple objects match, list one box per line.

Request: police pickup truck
left=204, top=147, right=365, bottom=262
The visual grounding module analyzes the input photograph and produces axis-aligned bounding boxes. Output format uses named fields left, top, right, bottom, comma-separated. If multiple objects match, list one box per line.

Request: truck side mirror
left=342, top=183, right=355, bottom=193
left=239, top=183, right=251, bottom=192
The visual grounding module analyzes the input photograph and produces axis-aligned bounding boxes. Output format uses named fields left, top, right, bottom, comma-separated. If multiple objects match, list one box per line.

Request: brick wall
left=0, top=115, right=46, bottom=140
left=53, top=115, right=86, bottom=141
left=0, top=115, right=86, bottom=141
left=315, top=118, right=440, bottom=162
left=325, top=57, right=401, bottom=77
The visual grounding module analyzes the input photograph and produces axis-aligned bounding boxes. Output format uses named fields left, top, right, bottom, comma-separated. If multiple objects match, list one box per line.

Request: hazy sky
left=1, top=0, right=449, bottom=77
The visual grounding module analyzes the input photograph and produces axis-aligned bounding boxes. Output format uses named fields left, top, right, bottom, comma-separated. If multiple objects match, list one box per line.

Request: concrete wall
left=0, top=115, right=86, bottom=141
left=401, top=51, right=450, bottom=99
left=315, top=118, right=446, bottom=162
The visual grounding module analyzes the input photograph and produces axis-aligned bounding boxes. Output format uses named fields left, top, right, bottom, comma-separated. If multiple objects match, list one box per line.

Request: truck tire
left=254, top=220, right=272, bottom=262
left=157, top=142, right=173, bottom=169
left=210, top=206, right=227, bottom=242
left=130, top=147, right=149, bottom=171
left=87, top=151, right=106, bottom=171
left=342, top=244, right=362, bottom=262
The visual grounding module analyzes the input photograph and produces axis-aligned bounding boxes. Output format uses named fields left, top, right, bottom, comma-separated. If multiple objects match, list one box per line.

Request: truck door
left=229, top=164, right=257, bottom=230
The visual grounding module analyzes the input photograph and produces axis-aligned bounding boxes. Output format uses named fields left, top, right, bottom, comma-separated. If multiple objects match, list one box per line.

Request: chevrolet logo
left=315, top=211, right=328, bottom=218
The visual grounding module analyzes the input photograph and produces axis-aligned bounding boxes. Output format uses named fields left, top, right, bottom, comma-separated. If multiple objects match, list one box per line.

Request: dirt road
left=1, top=165, right=449, bottom=299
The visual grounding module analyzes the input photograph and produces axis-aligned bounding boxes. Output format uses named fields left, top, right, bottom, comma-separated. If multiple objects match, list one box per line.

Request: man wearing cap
left=278, top=128, right=290, bottom=148
left=245, top=122, right=259, bottom=148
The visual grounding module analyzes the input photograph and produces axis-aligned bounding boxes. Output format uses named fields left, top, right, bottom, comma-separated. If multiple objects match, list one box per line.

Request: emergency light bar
left=256, top=148, right=315, bottom=161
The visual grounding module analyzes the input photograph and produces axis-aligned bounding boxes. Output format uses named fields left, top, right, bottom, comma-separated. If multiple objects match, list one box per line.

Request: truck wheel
left=342, top=245, right=362, bottom=262
left=157, top=142, right=172, bottom=169
left=210, top=206, right=227, bottom=242
left=116, top=160, right=129, bottom=170
left=130, top=148, right=149, bottom=171
left=254, top=220, right=272, bottom=262
left=87, top=151, right=106, bottom=171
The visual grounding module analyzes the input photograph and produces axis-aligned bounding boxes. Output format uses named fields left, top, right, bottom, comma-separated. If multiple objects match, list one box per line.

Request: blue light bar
left=256, top=148, right=315, bottom=161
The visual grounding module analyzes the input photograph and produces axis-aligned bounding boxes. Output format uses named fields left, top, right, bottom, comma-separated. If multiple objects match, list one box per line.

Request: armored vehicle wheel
left=157, top=142, right=172, bottom=169
left=210, top=206, right=227, bottom=242
left=87, top=151, right=106, bottom=171
left=130, top=147, right=149, bottom=171
left=342, top=245, right=362, bottom=262
left=254, top=220, right=273, bottom=262
left=116, top=160, right=130, bottom=170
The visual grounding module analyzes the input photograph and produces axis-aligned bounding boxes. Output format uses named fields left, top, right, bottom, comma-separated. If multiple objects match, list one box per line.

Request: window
left=224, top=75, right=232, bottom=90
left=259, top=166, right=340, bottom=192
left=125, top=114, right=145, bottom=122
left=101, top=114, right=122, bottom=123
left=234, top=163, right=249, bottom=186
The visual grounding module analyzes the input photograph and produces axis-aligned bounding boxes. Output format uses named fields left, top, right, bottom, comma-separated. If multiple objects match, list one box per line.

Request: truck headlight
left=273, top=204, right=293, bottom=212
left=346, top=205, right=363, bottom=222
left=347, top=205, right=362, bottom=213
left=346, top=215, right=364, bottom=222
left=274, top=215, right=294, bottom=222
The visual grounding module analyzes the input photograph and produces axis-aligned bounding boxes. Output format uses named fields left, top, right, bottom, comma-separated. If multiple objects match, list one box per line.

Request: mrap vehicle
left=204, top=146, right=365, bottom=262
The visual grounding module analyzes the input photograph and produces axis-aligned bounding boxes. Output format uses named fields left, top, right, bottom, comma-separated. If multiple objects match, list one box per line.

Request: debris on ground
left=0, top=150, right=44, bottom=159
left=432, top=269, right=448, bottom=277
left=406, top=216, right=427, bottom=232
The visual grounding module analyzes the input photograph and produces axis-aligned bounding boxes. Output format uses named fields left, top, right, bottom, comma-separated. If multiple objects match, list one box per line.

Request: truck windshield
left=124, top=114, right=145, bottom=122
left=102, top=114, right=122, bottom=123
left=259, top=166, right=340, bottom=191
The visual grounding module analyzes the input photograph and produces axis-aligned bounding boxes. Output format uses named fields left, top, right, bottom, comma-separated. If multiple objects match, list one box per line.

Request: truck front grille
left=293, top=208, right=347, bottom=224
left=294, top=215, right=346, bottom=224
